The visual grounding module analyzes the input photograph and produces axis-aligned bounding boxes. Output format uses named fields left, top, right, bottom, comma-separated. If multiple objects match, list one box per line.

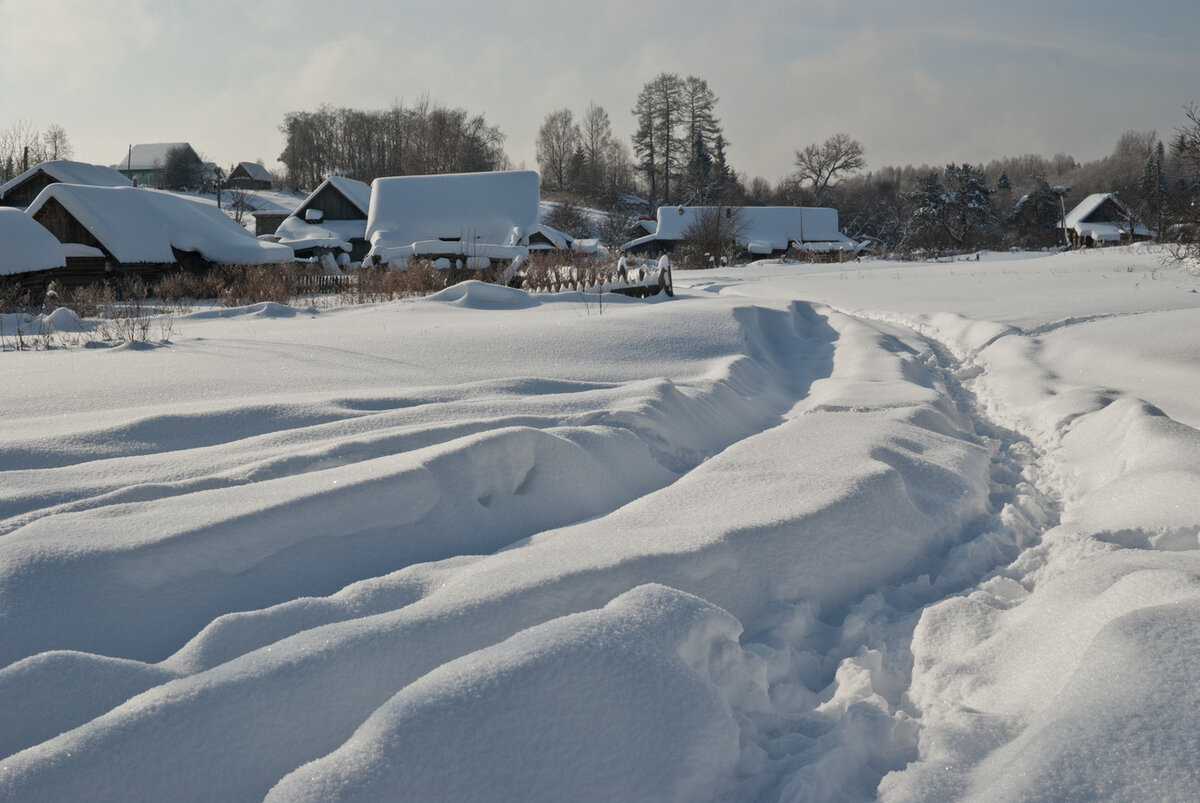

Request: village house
left=1062, top=193, right=1155, bottom=247
left=115, top=143, right=205, bottom=189
left=620, top=205, right=860, bottom=257
left=0, top=160, right=132, bottom=208
left=273, top=176, right=372, bottom=264
left=365, top=170, right=540, bottom=270
left=24, top=184, right=293, bottom=287
left=228, top=161, right=274, bottom=191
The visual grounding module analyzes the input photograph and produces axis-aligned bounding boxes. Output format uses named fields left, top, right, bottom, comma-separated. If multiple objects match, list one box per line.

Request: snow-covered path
left=4, top=250, right=1200, bottom=800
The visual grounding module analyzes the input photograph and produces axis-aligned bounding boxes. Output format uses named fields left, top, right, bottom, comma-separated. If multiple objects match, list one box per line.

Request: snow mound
left=266, top=584, right=757, bottom=802
left=427, top=280, right=538, bottom=310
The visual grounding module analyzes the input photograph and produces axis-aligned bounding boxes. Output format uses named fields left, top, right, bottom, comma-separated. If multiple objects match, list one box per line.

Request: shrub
left=675, top=206, right=744, bottom=269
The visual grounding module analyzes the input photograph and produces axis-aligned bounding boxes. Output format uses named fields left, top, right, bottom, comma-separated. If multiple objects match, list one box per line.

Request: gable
left=232, top=162, right=273, bottom=183
left=0, top=161, right=132, bottom=207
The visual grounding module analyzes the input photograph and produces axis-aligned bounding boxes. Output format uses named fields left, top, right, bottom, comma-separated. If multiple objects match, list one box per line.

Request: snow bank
left=266, top=584, right=756, bottom=802
left=427, top=280, right=538, bottom=309
left=6, top=250, right=1200, bottom=799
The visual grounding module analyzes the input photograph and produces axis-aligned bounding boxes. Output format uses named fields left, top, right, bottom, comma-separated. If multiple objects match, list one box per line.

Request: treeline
left=273, top=81, right=1200, bottom=255
left=277, top=98, right=509, bottom=191
left=820, top=128, right=1189, bottom=252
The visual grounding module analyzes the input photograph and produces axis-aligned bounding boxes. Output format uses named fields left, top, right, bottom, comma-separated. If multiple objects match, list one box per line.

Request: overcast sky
left=2, top=0, right=1198, bottom=185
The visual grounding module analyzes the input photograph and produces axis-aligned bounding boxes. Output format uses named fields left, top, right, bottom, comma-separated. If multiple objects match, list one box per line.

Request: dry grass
left=520, top=252, right=627, bottom=292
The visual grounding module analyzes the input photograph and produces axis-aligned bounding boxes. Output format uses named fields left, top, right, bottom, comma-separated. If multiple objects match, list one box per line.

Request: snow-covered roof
left=529, top=223, right=572, bottom=251
left=0, top=160, right=132, bottom=200
left=0, top=208, right=65, bottom=275
left=274, top=216, right=362, bottom=253
left=116, top=143, right=199, bottom=171
left=25, top=185, right=293, bottom=265
left=366, top=171, right=539, bottom=263
left=1063, top=192, right=1152, bottom=237
left=622, top=205, right=857, bottom=253
left=233, top=162, right=273, bottom=182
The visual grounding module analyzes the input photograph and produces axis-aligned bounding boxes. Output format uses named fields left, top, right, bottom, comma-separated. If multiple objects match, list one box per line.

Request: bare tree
left=579, top=102, right=613, bottom=195
left=536, top=108, right=580, bottom=193
left=676, top=205, right=745, bottom=269
left=42, top=124, right=72, bottom=161
left=0, top=120, right=45, bottom=177
left=793, top=133, right=867, bottom=202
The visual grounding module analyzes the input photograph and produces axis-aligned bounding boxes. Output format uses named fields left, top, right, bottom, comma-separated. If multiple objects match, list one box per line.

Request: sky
left=2, top=0, right=1199, bottom=186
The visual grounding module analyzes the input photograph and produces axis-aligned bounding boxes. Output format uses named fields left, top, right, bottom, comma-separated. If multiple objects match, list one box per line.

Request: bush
left=675, top=206, right=744, bottom=269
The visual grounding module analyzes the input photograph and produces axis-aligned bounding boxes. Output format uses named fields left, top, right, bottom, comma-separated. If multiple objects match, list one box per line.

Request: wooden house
left=228, top=161, right=274, bottom=190
left=619, top=206, right=860, bottom=257
left=274, top=176, right=372, bottom=263
left=365, top=171, right=540, bottom=269
left=116, top=143, right=204, bottom=188
left=0, top=160, right=132, bottom=208
left=1062, top=193, right=1154, bottom=247
left=25, top=184, right=293, bottom=288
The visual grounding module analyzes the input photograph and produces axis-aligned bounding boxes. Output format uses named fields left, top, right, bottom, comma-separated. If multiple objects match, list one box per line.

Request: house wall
left=0, top=173, right=56, bottom=208
left=306, top=185, right=365, bottom=221
left=32, top=198, right=107, bottom=253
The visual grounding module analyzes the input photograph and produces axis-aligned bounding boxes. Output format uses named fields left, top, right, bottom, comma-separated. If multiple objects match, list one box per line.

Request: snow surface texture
left=24, top=184, right=294, bottom=265
left=3, top=249, right=1200, bottom=800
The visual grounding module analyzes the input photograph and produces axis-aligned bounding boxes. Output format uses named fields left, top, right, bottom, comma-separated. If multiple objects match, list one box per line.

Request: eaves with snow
left=366, top=170, right=540, bottom=266
left=0, top=160, right=132, bottom=208
left=0, top=208, right=65, bottom=275
left=1063, top=193, right=1154, bottom=242
left=275, top=177, right=372, bottom=256
left=26, top=185, right=294, bottom=266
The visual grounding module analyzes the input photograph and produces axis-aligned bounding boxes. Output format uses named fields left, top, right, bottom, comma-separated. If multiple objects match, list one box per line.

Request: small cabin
left=228, top=161, right=274, bottom=191
left=619, top=205, right=859, bottom=257
left=1062, top=193, right=1154, bottom=247
left=116, top=143, right=204, bottom=189
left=0, top=161, right=132, bottom=208
left=274, top=176, right=371, bottom=263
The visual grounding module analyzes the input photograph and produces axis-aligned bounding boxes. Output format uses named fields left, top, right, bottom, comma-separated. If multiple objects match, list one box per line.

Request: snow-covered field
left=3, top=247, right=1200, bottom=801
